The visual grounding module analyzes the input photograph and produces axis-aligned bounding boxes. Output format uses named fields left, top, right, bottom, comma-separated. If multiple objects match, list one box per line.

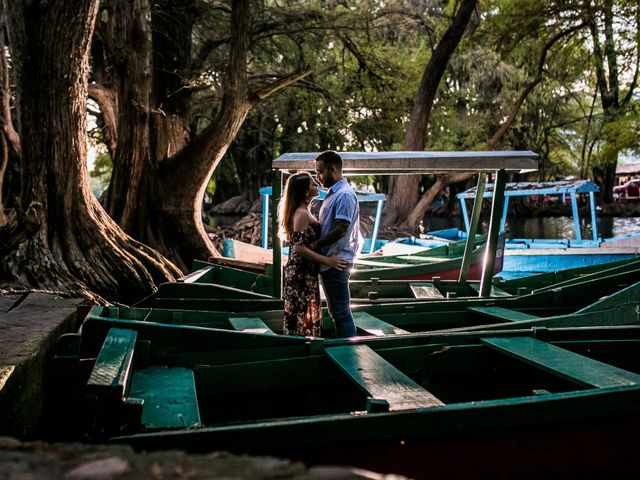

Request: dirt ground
left=0, top=436, right=410, bottom=480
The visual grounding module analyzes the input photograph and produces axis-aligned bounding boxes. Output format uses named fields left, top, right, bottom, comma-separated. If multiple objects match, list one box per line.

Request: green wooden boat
left=92, top=258, right=640, bottom=336
left=221, top=234, right=498, bottom=282
left=144, top=255, right=640, bottom=310
left=144, top=252, right=626, bottom=309
left=55, top=322, right=640, bottom=478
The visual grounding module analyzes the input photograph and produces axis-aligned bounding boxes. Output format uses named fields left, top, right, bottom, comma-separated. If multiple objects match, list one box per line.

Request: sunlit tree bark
left=0, top=0, right=180, bottom=302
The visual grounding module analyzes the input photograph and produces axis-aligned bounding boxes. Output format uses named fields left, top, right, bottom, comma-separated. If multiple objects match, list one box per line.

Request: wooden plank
left=86, top=328, right=137, bottom=399
left=481, top=336, right=640, bottom=388
left=353, top=312, right=409, bottom=336
left=178, top=267, right=212, bottom=283
left=409, top=284, right=444, bottom=299
left=354, top=259, right=398, bottom=268
left=468, top=283, right=512, bottom=297
left=325, top=344, right=444, bottom=410
left=130, top=366, right=201, bottom=429
left=468, top=306, right=538, bottom=322
left=229, top=317, right=275, bottom=335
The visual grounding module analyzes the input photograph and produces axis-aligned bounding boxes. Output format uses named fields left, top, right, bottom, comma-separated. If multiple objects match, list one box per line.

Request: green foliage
left=208, top=0, right=640, bottom=200
left=89, top=149, right=112, bottom=197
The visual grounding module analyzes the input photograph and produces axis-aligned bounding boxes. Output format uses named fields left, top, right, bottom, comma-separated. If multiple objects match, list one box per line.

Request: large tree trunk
left=383, top=0, right=477, bottom=229
left=98, top=0, right=310, bottom=271
left=0, top=0, right=180, bottom=303
left=137, top=0, right=252, bottom=271
left=102, top=0, right=153, bottom=234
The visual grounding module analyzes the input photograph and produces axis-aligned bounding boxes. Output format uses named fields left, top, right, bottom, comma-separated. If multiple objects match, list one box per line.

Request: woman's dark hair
left=278, top=172, right=312, bottom=241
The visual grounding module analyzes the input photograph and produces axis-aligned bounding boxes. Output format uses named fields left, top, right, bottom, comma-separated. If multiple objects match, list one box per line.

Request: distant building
left=615, top=163, right=640, bottom=184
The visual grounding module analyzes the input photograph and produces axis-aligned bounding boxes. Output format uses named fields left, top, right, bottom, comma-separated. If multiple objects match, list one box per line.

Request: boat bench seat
left=229, top=317, right=275, bottom=335
left=86, top=327, right=138, bottom=401
left=353, top=311, right=408, bottom=336
left=129, top=365, right=201, bottom=430
left=468, top=306, right=538, bottom=322
left=409, top=284, right=444, bottom=299
left=481, top=336, right=640, bottom=388
left=326, top=344, right=444, bottom=411
left=84, top=327, right=143, bottom=436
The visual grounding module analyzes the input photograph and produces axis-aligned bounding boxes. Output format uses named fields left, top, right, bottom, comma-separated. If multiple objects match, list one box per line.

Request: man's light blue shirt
left=318, top=178, right=362, bottom=271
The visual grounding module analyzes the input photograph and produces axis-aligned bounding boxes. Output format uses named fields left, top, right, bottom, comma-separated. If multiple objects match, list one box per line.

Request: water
left=422, top=215, right=640, bottom=240
left=211, top=211, right=640, bottom=241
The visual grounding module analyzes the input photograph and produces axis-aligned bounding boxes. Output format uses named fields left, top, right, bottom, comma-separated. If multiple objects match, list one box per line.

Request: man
left=311, top=150, right=361, bottom=337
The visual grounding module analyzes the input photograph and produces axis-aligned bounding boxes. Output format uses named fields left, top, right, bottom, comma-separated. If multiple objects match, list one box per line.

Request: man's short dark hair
left=316, top=150, right=343, bottom=169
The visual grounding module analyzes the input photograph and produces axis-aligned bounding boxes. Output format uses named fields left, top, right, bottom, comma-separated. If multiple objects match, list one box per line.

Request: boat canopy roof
left=259, top=186, right=385, bottom=202
left=272, top=151, right=539, bottom=175
left=457, top=180, right=599, bottom=199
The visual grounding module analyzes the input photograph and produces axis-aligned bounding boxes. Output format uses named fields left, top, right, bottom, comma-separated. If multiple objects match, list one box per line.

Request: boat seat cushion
left=409, top=284, right=444, bottom=299
left=229, top=317, right=275, bottom=335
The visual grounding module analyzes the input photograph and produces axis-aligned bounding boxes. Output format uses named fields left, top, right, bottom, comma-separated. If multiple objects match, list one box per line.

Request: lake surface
left=421, top=215, right=640, bottom=240
left=211, top=212, right=640, bottom=240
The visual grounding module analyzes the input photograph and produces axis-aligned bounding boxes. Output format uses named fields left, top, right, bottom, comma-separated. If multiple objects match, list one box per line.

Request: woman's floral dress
left=283, top=223, right=322, bottom=336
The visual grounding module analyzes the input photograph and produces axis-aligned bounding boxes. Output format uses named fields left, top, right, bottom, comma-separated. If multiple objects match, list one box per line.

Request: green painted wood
left=409, top=284, right=444, bottom=299
left=158, top=282, right=274, bottom=299
left=468, top=306, right=539, bottom=322
left=178, top=267, right=213, bottom=284
left=479, top=170, right=506, bottom=296
left=459, top=173, right=486, bottom=283
left=354, top=312, right=409, bottom=336
left=129, top=366, right=201, bottom=429
left=229, top=317, right=275, bottom=335
left=468, top=283, right=512, bottom=297
left=86, top=328, right=137, bottom=399
left=481, top=336, right=640, bottom=388
left=325, top=344, right=444, bottom=410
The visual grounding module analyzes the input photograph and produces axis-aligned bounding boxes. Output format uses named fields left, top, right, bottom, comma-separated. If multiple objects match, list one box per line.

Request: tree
left=586, top=0, right=639, bottom=202
left=0, top=13, right=19, bottom=228
left=90, top=0, right=313, bottom=271
left=383, top=0, right=478, bottom=230
left=0, top=0, right=180, bottom=302
left=391, top=0, right=595, bottom=231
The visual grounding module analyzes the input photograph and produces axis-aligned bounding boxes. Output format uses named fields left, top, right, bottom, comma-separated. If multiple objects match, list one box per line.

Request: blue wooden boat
left=456, top=180, right=640, bottom=277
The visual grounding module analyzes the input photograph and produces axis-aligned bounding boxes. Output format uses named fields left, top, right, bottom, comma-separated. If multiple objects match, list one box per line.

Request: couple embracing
left=278, top=151, right=361, bottom=338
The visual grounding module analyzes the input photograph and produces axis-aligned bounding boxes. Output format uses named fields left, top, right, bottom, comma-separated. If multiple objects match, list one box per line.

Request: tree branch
left=486, top=22, right=585, bottom=150
left=249, top=67, right=312, bottom=104
left=88, top=82, right=118, bottom=153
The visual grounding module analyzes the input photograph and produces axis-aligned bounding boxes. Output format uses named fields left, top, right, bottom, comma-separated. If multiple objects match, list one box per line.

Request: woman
left=278, top=172, right=346, bottom=336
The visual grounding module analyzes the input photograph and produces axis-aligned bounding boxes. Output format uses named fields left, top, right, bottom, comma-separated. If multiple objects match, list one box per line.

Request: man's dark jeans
left=320, top=266, right=357, bottom=337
